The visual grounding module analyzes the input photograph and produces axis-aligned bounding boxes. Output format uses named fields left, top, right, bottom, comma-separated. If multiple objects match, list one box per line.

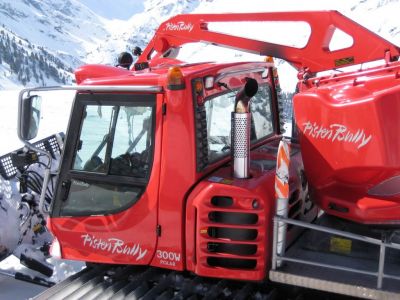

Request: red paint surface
left=295, top=61, right=400, bottom=224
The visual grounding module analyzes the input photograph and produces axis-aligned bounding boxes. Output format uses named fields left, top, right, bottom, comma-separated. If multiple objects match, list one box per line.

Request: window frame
left=51, top=93, right=156, bottom=217
left=195, top=82, right=275, bottom=169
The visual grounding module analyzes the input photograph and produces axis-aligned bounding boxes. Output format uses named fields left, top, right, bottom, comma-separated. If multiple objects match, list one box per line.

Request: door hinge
left=162, top=103, right=167, bottom=115
left=156, top=225, right=162, bottom=236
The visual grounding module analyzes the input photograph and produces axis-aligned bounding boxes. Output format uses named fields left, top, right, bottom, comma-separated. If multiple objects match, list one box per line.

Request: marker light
left=193, top=78, right=204, bottom=105
left=204, top=76, right=214, bottom=90
left=265, top=56, right=274, bottom=63
left=368, top=175, right=400, bottom=197
left=194, top=80, right=203, bottom=94
left=167, top=66, right=185, bottom=90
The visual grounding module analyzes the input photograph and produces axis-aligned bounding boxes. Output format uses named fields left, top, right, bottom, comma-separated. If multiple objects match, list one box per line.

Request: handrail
left=272, top=216, right=400, bottom=290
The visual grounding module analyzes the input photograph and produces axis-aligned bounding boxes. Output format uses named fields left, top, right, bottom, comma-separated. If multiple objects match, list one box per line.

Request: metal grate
left=0, top=133, right=63, bottom=180
left=0, top=155, right=17, bottom=180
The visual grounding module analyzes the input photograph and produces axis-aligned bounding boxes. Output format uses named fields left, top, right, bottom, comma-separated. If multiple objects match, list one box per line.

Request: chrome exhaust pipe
left=232, top=78, right=258, bottom=179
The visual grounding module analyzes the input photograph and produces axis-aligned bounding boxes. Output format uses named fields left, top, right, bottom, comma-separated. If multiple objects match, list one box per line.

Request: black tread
left=34, top=265, right=356, bottom=300
left=34, top=265, right=280, bottom=300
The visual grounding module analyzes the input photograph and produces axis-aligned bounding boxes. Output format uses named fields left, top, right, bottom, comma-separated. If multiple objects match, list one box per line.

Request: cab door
left=50, top=92, right=162, bottom=265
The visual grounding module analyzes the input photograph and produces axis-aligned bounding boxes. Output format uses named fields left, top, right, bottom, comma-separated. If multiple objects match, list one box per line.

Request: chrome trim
left=215, top=66, right=271, bottom=83
left=19, top=84, right=163, bottom=95
left=232, top=112, right=251, bottom=179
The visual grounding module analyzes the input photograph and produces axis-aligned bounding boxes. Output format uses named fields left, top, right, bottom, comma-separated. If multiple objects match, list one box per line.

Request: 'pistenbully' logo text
left=303, top=121, right=372, bottom=149
left=81, top=234, right=147, bottom=261
left=164, top=21, right=194, bottom=32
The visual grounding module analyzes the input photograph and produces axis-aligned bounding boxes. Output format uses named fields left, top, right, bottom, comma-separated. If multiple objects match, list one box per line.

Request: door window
left=56, top=94, right=156, bottom=216
left=73, top=105, right=153, bottom=178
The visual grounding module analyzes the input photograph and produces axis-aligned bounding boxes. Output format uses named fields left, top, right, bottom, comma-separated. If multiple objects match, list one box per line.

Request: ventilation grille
left=194, top=105, right=209, bottom=171
left=200, top=196, right=263, bottom=271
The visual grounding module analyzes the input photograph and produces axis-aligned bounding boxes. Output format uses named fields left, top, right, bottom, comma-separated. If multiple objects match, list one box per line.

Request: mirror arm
left=18, top=89, right=53, bottom=214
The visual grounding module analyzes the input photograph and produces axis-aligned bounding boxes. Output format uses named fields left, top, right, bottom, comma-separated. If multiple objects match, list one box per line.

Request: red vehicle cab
left=47, top=59, right=314, bottom=281
left=19, top=10, right=400, bottom=286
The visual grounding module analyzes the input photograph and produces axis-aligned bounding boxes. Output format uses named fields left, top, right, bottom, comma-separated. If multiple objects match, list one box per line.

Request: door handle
left=61, top=180, right=71, bottom=202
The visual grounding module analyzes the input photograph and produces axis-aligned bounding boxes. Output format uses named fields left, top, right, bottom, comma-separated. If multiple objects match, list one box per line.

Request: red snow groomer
left=16, top=10, right=400, bottom=299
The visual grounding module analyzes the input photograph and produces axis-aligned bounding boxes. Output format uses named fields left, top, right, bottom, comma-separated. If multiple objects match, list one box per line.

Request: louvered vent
left=201, top=196, right=263, bottom=271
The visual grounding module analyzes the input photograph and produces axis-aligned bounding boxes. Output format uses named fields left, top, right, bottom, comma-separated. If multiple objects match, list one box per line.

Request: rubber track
left=34, top=265, right=279, bottom=300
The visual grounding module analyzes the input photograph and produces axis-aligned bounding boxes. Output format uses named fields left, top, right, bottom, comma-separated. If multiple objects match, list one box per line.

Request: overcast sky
left=78, top=0, right=144, bottom=19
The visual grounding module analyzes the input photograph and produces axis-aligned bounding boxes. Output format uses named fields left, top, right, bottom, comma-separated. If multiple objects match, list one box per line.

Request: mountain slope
left=1, top=0, right=400, bottom=89
left=87, top=0, right=204, bottom=65
left=0, top=0, right=108, bottom=88
left=0, top=26, right=73, bottom=88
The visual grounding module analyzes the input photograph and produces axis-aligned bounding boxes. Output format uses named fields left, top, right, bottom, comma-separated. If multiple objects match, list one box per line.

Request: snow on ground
left=0, top=254, right=85, bottom=283
left=0, top=1, right=400, bottom=298
left=0, top=90, right=82, bottom=299
left=0, top=90, right=74, bottom=155
left=0, top=272, right=46, bottom=300
left=0, top=91, right=26, bottom=154
left=0, top=254, right=84, bottom=300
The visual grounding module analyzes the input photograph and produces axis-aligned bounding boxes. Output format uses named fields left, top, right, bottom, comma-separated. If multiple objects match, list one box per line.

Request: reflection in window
left=110, top=107, right=152, bottom=177
left=61, top=179, right=142, bottom=215
left=250, top=85, right=274, bottom=139
left=73, top=105, right=113, bottom=172
left=205, top=84, right=273, bottom=162
left=73, top=105, right=153, bottom=178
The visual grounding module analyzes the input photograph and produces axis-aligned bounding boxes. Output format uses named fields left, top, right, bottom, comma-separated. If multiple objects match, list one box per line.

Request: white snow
left=0, top=90, right=74, bottom=155
left=0, top=271, right=47, bottom=300
left=1, top=0, right=400, bottom=298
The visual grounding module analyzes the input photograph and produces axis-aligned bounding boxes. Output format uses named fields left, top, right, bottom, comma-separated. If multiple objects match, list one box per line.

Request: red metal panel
left=48, top=93, right=165, bottom=264
left=139, top=11, right=400, bottom=73
left=294, top=61, right=400, bottom=224
left=185, top=141, right=308, bottom=281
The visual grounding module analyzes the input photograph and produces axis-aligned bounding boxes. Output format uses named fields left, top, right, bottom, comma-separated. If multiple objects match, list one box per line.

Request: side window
left=110, top=107, right=152, bottom=177
left=73, top=105, right=113, bottom=171
left=56, top=94, right=156, bottom=217
left=204, top=83, right=273, bottom=163
left=205, top=92, right=234, bottom=161
left=72, top=104, right=154, bottom=178
left=250, top=85, right=274, bottom=140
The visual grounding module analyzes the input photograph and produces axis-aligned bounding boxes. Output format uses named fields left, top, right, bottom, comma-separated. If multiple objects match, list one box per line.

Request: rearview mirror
left=19, top=95, right=42, bottom=141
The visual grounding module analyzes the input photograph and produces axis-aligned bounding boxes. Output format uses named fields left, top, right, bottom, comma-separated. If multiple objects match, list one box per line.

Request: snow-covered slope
left=1, top=0, right=400, bottom=89
left=87, top=0, right=204, bottom=65
left=0, top=26, right=74, bottom=89
left=0, top=0, right=107, bottom=59
left=0, top=0, right=108, bottom=88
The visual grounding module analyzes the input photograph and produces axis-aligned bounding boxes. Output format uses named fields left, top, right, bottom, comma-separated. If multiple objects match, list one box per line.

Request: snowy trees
left=0, top=26, right=72, bottom=86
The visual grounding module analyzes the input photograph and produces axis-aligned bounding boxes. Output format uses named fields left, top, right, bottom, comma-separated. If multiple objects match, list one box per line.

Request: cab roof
left=75, top=60, right=270, bottom=87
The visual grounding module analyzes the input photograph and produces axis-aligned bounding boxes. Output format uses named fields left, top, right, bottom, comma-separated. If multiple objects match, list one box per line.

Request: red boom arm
left=138, top=11, right=400, bottom=73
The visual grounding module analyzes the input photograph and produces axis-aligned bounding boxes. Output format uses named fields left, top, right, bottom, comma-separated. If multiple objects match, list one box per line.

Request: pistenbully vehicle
left=9, top=10, right=400, bottom=299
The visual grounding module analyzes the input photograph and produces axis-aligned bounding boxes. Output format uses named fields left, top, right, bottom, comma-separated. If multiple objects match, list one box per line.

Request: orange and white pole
left=275, top=138, right=291, bottom=266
